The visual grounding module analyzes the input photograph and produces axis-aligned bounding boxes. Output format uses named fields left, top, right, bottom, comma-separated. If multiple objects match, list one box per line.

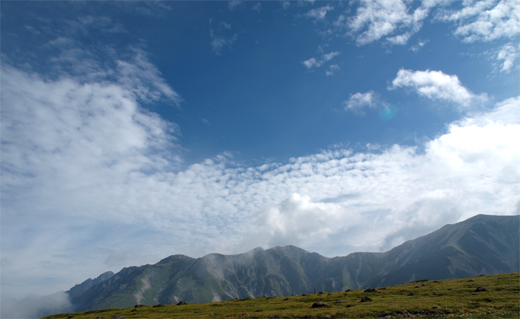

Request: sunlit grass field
left=44, top=272, right=519, bottom=319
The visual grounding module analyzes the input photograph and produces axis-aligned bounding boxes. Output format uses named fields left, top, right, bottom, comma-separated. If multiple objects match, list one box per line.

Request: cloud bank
left=1, top=292, right=72, bottom=319
left=2, top=58, right=519, bottom=303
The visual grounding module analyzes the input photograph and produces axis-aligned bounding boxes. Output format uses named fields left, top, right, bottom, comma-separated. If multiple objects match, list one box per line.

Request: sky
left=1, top=0, right=519, bottom=316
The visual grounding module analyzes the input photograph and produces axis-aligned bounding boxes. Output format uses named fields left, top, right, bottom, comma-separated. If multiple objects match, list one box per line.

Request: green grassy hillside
left=45, top=272, right=519, bottom=318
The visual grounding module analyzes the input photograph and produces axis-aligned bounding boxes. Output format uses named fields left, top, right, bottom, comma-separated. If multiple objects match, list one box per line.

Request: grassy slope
left=44, top=272, right=519, bottom=319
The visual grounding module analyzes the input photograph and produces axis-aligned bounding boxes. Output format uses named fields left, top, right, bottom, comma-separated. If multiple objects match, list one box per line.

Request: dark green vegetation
left=68, top=215, right=519, bottom=312
left=45, top=272, right=520, bottom=318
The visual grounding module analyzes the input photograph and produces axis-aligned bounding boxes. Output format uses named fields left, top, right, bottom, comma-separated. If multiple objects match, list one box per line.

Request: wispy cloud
left=303, top=51, right=340, bottom=68
left=252, top=2, right=261, bottom=12
left=390, top=69, right=488, bottom=108
left=210, top=20, right=238, bottom=55
left=325, top=64, right=340, bottom=76
left=410, top=39, right=429, bottom=53
left=229, top=0, right=242, bottom=10
left=306, top=5, right=334, bottom=21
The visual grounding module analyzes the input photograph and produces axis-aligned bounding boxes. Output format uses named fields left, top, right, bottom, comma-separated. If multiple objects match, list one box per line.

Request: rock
left=335, top=300, right=344, bottom=305
left=408, top=291, right=415, bottom=296
left=209, top=313, right=215, bottom=316
left=467, top=279, right=475, bottom=282
left=364, top=288, right=377, bottom=292
left=177, top=300, right=188, bottom=305
left=345, top=304, right=354, bottom=308
left=318, top=291, right=324, bottom=295
left=344, top=288, right=351, bottom=292
left=360, top=296, right=372, bottom=302
left=311, top=302, right=327, bottom=308
left=241, top=312, right=249, bottom=316
left=475, top=287, right=487, bottom=292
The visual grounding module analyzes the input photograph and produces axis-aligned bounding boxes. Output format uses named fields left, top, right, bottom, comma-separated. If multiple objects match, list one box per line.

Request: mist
left=1, top=291, right=72, bottom=319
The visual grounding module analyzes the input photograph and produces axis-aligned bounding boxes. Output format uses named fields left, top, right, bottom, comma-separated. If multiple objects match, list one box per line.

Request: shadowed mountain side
left=68, top=214, right=519, bottom=312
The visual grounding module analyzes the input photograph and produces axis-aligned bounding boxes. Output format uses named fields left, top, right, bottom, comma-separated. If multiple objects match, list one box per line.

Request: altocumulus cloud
left=1, top=68, right=519, bottom=315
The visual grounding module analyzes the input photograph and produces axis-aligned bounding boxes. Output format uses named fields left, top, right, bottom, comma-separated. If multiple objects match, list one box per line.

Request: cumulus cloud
left=436, top=0, right=520, bottom=42
left=345, top=0, right=434, bottom=46
left=390, top=69, right=488, bottom=108
left=249, top=96, right=520, bottom=253
left=343, top=91, right=380, bottom=114
left=495, top=43, right=519, bottom=72
left=341, top=0, right=518, bottom=46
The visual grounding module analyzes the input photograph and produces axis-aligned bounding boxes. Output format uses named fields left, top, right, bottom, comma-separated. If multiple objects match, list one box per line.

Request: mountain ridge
left=68, top=214, right=519, bottom=312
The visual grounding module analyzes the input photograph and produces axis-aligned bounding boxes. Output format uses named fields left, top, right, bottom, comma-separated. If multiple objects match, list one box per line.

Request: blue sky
left=1, top=0, right=519, bottom=316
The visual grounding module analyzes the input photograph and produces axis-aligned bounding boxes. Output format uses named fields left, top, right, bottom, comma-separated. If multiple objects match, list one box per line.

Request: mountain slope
left=69, top=214, right=519, bottom=311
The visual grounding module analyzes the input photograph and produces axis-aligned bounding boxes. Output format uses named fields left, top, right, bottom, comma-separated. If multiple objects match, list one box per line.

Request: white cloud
left=229, top=0, right=242, bottom=10
left=325, top=64, right=340, bottom=76
left=1, top=292, right=72, bottom=319
left=390, top=69, right=487, bottom=108
left=2, top=59, right=518, bottom=300
left=496, top=43, right=520, bottom=72
left=346, top=0, right=433, bottom=45
left=303, top=51, right=340, bottom=68
left=252, top=2, right=261, bottom=12
left=436, top=0, right=520, bottom=42
left=116, top=50, right=183, bottom=104
left=306, top=5, right=334, bottom=21
left=343, top=91, right=379, bottom=113
left=410, top=39, right=429, bottom=52
left=210, top=21, right=238, bottom=55
left=343, top=0, right=518, bottom=46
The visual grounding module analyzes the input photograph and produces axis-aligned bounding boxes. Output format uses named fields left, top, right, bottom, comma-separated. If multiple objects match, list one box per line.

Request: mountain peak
left=68, top=215, right=518, bottom=311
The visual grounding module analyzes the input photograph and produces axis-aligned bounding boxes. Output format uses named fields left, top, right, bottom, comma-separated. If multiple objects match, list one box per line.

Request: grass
left=43, top=272, right=520, bottom=319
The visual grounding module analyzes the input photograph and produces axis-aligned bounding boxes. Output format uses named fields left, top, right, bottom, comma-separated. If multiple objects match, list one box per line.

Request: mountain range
left=68, top=214, right=519, bottom=312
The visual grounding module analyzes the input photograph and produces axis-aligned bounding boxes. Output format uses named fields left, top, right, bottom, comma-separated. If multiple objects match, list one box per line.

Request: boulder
left=311, top=302, right=327, bottom=308
left=360, top=296, right=372, bottom=302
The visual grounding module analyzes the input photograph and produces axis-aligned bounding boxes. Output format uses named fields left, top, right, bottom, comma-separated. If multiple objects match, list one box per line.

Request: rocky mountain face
left=68, top=214, right=519, bottom=311
left=67, top=271, right=115, bottom=300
